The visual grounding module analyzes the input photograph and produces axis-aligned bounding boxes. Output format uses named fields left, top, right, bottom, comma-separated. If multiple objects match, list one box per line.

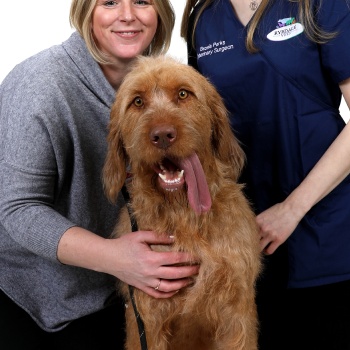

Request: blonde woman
left=0, top=1, right=198, bottom=348
left=182, top=1, right=350, bottom=349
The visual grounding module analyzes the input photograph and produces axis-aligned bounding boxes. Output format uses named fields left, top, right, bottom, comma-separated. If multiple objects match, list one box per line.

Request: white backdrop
left=0, top=0, right=348, bottom=120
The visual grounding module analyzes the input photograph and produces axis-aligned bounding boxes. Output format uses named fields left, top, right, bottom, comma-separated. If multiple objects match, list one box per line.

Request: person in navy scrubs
left=181, top=1, right=350, bottom=349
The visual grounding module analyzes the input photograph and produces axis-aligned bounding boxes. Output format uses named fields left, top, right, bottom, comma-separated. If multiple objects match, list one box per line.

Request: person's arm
left=57, top=227, right=199, bottom=298
left=257, top=77, right=350, bottom=254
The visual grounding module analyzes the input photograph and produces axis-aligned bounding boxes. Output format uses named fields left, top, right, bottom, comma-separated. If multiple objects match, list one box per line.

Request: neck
left=99, top=59, right=136, bottom=91
left=249, top=0, right=259, bottom=11
left=230, top=0, right=260, bottom=26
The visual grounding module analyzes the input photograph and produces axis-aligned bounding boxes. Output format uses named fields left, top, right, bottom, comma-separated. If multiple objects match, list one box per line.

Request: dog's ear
left=206, top=83, right=245, bottom=181
left=102, top=107, right=128, bottom=203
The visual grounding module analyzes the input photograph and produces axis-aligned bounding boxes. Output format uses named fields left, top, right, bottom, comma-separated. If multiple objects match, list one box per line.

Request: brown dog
left=103, top=56, right=262, bottom=350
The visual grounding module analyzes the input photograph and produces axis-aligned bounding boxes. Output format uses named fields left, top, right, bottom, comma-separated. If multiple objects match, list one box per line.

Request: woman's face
left=92, top=0, right=158, bottom=61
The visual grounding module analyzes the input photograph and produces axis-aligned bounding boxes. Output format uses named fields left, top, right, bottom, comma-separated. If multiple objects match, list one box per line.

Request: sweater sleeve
left=0, top=56, right=77, bottom=261
left=0, top=33, right=120, bottom=262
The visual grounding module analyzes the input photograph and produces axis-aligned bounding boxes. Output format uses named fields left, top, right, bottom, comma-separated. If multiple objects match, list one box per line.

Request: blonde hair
left=70, top=0, right=175, bottom=64
left=181, top=0, right=336, bottom=54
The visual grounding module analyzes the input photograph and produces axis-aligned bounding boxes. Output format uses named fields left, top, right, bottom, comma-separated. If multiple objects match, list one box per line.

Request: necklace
left=249, top=0, right=259, bottom=11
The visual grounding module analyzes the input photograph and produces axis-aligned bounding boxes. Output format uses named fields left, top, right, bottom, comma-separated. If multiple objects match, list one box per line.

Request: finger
left=145, top=288, right=179, bottom=299
left=144, top=278, right=193, bottom=299
left=138, top=231, right=175, bottom=245
left=157, top=264, right=199, bottom=280
left=264, top=241, right=279, bottom=255
left=155, top=251, right=200, bottom=267
left=259, top=237, right=271, bottom=252
left=154, top=277, right=193, bottom=293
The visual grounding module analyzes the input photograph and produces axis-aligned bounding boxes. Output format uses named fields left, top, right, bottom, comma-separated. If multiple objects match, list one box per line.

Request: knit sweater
left=0, top=32, right=124, bottom=331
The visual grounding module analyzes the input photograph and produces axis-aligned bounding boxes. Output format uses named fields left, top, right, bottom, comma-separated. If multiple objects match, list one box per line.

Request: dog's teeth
left=160, top=164, right=165, bottom=171
left=158, top=171, right=183, bottom=184
left=159, top=173, right=167, bottom=181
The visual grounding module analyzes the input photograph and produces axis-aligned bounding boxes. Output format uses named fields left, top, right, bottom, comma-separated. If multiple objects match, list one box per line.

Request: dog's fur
left=103, top=56, right=262, bottom=350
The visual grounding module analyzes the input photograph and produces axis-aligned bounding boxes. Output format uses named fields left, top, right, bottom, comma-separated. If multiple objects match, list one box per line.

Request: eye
left=103, top=1, right=117, bottom=7
left=134, top=0, right=151, bottom=5
left=133, top=96, right=144, bottom=107
left=178, top=90, right=188, bottom=100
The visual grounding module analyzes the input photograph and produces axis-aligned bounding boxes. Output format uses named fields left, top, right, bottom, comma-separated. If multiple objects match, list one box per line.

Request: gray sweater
left=0, top=32, right=124, bottom=331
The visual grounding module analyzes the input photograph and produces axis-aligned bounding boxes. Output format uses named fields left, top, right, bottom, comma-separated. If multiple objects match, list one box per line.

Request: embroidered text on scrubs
left=198, top=40, right=234, bottom=59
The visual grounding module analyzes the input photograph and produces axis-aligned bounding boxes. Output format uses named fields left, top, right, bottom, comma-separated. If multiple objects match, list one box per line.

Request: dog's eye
left=178, top=90, right=188, bottom=100
left=133, top=97, right=144, bottom=107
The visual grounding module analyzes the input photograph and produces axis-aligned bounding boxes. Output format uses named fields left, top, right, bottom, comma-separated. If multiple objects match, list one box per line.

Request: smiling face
left=92, top=0, right=158, bottom=63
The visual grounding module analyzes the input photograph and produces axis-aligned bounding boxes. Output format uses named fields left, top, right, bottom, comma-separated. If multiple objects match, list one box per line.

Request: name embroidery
left=197, top=40, right=234, bottom=59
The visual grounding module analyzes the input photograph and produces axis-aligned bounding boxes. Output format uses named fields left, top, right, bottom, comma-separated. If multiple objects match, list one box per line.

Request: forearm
left=57, top=227, right=200, bottom=298
left=258, top=120, right=350, bottom=254
left=286, top=78, right=350, bottom=216
left=57, top=226, right=116, bottom=274
left=285, top=112, right=350, bottom=219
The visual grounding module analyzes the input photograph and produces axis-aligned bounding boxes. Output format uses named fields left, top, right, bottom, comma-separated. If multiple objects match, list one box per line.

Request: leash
left=121, top=184, right=148, bottom=350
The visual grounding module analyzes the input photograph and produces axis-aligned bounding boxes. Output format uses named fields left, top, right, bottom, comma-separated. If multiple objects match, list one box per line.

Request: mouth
left=120, top=31, right=138, bottom=35
left=115, top=30, right=141, bottom=38
left=153, top=153, right=212, bottom=215
left=154, top=158, right=185, bottom=192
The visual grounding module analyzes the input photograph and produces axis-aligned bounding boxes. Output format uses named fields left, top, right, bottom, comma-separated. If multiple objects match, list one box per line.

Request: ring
left=154, top=279, right=161, bottom=291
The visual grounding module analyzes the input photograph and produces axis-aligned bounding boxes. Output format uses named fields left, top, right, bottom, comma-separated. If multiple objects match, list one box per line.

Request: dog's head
left=103, top=56, right=245, bottom=214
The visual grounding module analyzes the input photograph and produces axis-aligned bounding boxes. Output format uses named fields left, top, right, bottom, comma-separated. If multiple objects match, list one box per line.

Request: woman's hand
left=58, top=227, right=199, bottom=299
left=105, top=231, right=199, bottom=298
left=256, top=201, right=302, bottom=255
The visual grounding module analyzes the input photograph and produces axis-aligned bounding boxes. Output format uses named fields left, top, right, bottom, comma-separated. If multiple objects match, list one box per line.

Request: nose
left=149, top=125, right=177, bottom=150
left=119, top=2, right=136, bottom=23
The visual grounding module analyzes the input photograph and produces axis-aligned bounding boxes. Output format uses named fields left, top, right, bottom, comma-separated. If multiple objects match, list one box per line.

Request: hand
left=107, top=231, right=199, bottom=298
left=256, top=201, right=302, bottom=255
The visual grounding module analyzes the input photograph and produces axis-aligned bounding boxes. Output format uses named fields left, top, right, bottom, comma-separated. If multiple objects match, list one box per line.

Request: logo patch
left=267, top=17, right=304, bottom=41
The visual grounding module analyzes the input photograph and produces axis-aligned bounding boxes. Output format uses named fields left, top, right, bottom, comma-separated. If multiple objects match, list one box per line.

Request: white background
left=0, top=0, right=348, bottom=120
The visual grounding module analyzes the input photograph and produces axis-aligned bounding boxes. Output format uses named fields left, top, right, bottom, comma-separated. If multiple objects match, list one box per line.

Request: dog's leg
left=215, top=299, right=259, bottom=350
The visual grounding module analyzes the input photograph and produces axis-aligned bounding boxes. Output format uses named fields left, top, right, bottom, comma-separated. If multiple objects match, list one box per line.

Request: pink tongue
left=179, top=153, right=212, bottom=215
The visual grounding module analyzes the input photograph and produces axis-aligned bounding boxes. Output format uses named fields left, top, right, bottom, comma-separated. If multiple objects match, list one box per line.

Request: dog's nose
left=149, top=125, right=177, bottom=149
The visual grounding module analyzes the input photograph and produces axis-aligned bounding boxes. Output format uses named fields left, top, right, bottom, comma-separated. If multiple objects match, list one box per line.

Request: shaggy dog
left=103, top=56, right=262, bottom=350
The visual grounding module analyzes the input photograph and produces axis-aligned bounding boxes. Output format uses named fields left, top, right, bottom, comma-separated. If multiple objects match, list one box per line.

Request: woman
left=0, top=1, right=199, bottom=348
left=181, top=1, right=350, bottom=349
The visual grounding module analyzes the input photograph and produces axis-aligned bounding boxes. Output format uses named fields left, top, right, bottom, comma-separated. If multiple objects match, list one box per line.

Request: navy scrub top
left=191, top=0, right=350, bottom=288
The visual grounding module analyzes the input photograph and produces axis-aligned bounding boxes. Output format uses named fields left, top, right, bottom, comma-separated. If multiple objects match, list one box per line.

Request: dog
left=103, top=56, right=262, bottom=350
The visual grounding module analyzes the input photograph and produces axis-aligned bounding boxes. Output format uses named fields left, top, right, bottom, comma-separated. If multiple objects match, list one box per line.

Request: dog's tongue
left=179, top=153, right=211, bottom=215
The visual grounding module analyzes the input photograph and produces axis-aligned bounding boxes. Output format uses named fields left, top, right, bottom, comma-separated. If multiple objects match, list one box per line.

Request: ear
left=102, top=109, right=128, bottom=203
left=206, top=83, right=245, bottom=181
